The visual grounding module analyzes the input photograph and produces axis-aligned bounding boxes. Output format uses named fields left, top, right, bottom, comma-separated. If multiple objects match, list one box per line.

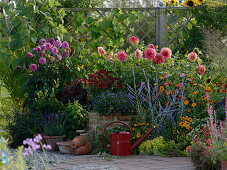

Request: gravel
left=11, top=149, right=75, bottom=170
left=68, top=165, right=120, bottom=170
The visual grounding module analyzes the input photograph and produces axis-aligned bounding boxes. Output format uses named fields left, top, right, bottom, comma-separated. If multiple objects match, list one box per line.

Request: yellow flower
left=184, top=0, right=197, bottom=7
left=205, top=86, right=212, bottom=91
left=154, top=83, right=158, bottom=85
left=170, top=0, right=178, bottom=5
left=159, top=86, right=165, bottom=91
left=191, top=103, right=197, bottom=107
left=201, top=96, right=207, bottom=101
left=166, top=91, right=171, bottom=95
left=184, top=100, right=189, bottom=105
left=196, top=0, right=205, bottom=5
left=187, top=109, right=191, bottom=112
left=193, top=91, right=199, bottom=95
left=159, top=76, right=164, bottom=79
left=193, top=83, right=197, bottom=86
left=136, top=132, right=142, bottom=138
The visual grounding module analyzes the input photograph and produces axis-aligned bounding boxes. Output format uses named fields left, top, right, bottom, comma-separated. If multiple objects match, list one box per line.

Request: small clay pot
left=72, top=137, right=85, bottom=148
left=43, top=135, right=65, bottom=151
left=57, top=141, right=77, bottom=154
left=75, top=145, right=90, bottom=155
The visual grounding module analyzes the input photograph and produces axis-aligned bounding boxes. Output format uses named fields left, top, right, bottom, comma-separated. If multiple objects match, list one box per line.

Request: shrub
left=139, top=136, right=185, bottom=157
left=64, top=101, right=88, bottom=138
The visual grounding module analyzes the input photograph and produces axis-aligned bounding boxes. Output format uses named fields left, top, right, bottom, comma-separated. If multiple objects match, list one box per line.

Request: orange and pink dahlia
left=116, top=51, right=128, bottom=62
left=129, top=36, right=140, bottom=45
left=197, top=65, right=206, bottom=75
left=145, top=48, right=156, bottom=60
left=188, top=52, right=198, bottom=62
left=160, top=47, right=172, bottom=59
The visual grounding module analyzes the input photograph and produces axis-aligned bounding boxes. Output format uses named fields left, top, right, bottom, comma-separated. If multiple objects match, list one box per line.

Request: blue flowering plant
left=0, top=137, right=26, bottom=169
left=93, top=92, right=136, bottom=116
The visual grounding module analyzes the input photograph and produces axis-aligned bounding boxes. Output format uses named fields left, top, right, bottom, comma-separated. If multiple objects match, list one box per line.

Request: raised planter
left=221, top=161, right=227, bottom=170
left=88, top=112, right=133, bottom=139
left=43, top=135, right=65, bottom=151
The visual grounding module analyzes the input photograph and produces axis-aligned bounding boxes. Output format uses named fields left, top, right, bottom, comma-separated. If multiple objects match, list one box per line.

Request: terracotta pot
left=75, top=145, right=90, bottom=155
left=72, top=135, right=88, bottom=148
left=43, top=135, right=65, bottom=151
left=221, top=161, right=227, bottom=170
left=57, top=141, right=77, bottom=154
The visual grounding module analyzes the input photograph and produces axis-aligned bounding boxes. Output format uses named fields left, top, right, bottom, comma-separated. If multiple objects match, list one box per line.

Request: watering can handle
left=102, top=121, right=132, bottom=151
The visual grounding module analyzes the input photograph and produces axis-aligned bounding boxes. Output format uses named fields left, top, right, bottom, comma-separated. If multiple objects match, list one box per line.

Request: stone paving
left=51, top=155, right=195, bottom=170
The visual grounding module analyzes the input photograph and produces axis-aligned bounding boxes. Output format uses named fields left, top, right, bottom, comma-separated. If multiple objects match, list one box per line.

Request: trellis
left=63, top=7, right=226, bottom=54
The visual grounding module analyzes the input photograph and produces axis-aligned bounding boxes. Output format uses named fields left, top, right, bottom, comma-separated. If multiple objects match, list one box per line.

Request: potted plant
left=42, top=113, right=66, bottom=151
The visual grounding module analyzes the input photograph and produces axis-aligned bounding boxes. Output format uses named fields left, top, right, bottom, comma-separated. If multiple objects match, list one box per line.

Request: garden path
left=51, top=155, right=195, bottom=170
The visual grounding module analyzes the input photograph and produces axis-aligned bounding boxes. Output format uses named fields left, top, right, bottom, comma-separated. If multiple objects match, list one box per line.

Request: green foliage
left=64, top=101, right=88, bottom=138
left=139, top=136, right=185, bottom=157
left=0, top=137, right=26, bottom=169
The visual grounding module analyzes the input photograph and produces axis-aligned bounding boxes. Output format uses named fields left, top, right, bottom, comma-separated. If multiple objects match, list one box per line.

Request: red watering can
left=102, top=121, right=155, bottom=156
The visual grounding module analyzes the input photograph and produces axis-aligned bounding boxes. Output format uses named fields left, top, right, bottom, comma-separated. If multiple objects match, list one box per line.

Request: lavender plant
left=42, top=112, right=66, bottom=136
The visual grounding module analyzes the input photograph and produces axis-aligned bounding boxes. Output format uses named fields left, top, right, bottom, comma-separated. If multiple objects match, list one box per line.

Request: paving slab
left=52, top=155, right=195, bottom=170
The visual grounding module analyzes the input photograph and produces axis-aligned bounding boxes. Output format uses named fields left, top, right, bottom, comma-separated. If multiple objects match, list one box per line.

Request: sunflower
left=170, top=0, right=178, bottom=5
left=184, top=0, right=197, bottom=7
left=196, top=0, right=205, bottom=5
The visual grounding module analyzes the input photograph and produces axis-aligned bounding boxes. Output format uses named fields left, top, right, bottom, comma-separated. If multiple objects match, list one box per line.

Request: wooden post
left=155, top=7, right=167, bottom=49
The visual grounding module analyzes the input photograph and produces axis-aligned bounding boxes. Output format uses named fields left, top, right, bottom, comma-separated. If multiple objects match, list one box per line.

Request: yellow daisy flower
left=166, top=91, right=171, bottom=95
left=191, top=103, right=197, bottom=107
left=193, top=91, right=199, bottom=95
left=184, top=100, right=189, bottom=105
left=187, top=109, right=191, bottom=112
left=159, top=76, right=164, bottom=79
left=184, top=0, right=197, bottom=7
left=201, top=96, right=207, bottom=101
left=196, top=0, right=205, bottom=5
left=159, top=86, right=165, bottom=91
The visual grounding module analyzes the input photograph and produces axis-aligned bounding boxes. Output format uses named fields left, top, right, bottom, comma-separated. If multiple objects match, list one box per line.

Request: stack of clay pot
left=72, top=130, right=91, bottom=155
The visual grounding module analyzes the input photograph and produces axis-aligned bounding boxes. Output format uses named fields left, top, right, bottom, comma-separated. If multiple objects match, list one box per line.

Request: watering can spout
left=131, top=127, right=155, bottom=151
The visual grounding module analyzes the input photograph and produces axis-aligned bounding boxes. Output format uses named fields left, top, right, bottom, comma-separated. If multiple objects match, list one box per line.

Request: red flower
left=116, top=51, right=128, bottom=62
left=145, top=48, right=156, bottom=60
left=153, top=53, right=165, bottom=64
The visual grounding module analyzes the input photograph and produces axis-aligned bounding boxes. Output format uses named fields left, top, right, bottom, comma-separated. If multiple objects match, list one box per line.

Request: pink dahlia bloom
left=129, top=36, right=140, bottom=45
left=55, top=40, right=62, bottom=48
left=135, top=49, right=143, bottom=59
left=145, top=48, right=156, bottom=60
left=180, top=73, right=185, bottom=77
left=163, top=73, right=169, bottom=78
left=39, top=57, right=46, bottom=65
left=51, top=47, right=59, bottom=55
left=98, top=47, right=106, bottom=56
left=62, top=41, right=69, bottom=49
left=45, top=43, right=52, bottom=50
left=153, top=53, right=165, bottom=64
left=116, top=51, right=127, bottom=62
left=197, top=65, right=206, bottom=75
left=57, top=55, right=62, bottom=61
left=27, top=52, right=33, bottom=58
left=148, top=44, right=155, bottom=49
left=188, top=52, right=198, bottom=62
left=29, top=64, right=37, bottom=72
left=160, top=47, right=172, bottom=59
